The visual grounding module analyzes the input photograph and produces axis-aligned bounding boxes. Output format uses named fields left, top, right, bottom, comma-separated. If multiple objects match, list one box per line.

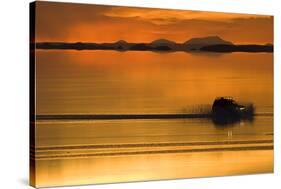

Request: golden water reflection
left=36, top=150, right=273, bottom=187
left=34, top=50, right=273, bottom=187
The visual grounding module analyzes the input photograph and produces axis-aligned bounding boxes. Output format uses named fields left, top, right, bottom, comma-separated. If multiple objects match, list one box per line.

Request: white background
left=0, top=0, right=280, bottom=188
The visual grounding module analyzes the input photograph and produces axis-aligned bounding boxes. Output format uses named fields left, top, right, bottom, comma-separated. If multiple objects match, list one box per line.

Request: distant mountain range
left=36, top=36, right=273, bottom=53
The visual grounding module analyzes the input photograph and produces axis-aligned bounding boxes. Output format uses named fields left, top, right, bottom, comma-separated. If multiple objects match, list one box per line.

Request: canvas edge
left=30, top=1, right=37, bottom=188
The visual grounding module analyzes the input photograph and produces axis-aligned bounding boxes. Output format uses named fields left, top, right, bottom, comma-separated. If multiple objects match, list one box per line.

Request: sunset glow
left=35, top=2, right=273, bottom=44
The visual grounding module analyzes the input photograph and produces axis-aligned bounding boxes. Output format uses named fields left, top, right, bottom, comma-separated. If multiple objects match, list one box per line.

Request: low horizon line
left=35, top=40, right=273, bottom=46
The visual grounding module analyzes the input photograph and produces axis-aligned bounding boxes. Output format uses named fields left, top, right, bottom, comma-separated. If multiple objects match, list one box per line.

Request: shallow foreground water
left=33, top=116, right=273, bottom=187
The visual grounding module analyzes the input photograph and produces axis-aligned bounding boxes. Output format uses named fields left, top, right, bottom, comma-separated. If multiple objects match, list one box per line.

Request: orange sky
left=35, top=1, right=273, bottom=44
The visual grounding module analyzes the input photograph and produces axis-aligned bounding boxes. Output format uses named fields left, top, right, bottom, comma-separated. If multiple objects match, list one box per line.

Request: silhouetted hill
left=113, top=40, right=129, bottom=50
left=184, top=36, right=233, bottom=50
left=115, top=40, right=128, bottom=45
left=184, top=36, right=233, bottom=45
left=150, top=39, right=177, bottom=47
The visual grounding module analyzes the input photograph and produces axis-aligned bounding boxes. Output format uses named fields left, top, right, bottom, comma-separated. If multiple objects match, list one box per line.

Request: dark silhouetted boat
left=212, top=97, right=254, bottom=125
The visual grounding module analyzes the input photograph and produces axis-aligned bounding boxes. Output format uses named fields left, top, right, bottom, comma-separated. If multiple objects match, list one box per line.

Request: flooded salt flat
left=33, top=50, right=273, bottom=187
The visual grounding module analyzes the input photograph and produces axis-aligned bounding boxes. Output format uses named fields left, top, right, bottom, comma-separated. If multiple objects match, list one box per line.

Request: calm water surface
left=34, top=50, right=273, bottom=187
left=36, top=50, right=273, bottom=114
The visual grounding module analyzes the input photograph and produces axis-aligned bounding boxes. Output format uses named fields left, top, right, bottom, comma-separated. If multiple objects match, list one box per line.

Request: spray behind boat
left=37, top=97, right=255, bottom=126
